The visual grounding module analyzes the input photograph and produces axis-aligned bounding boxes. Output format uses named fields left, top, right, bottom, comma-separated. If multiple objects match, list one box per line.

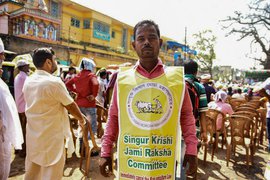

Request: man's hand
left=183, top=154, right=197, bottom=179
left=87, top=95, right=95, bottom=102
left=79, top=116, right=87, bottom=129
left=200, top=132, right=207, bottom=142
left=99, top=157, right=113, bottom=177
left=69, top=91, right=77, bottom=100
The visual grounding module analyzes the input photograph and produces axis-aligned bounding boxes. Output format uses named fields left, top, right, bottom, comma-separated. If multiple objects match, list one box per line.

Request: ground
left=8, top=137, right=269, bottom=180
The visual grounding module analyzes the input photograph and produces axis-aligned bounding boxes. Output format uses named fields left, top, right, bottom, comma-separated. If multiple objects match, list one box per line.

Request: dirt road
left=8, top=138, right=269, bottom=180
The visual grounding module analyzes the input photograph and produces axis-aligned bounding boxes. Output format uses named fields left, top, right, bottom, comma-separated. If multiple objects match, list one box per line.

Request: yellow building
left=0, top=0, right=176, bottom=68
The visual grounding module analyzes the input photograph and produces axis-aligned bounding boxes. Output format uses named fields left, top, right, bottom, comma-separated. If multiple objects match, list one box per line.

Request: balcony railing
left=11, top=8, right=61, bottom=24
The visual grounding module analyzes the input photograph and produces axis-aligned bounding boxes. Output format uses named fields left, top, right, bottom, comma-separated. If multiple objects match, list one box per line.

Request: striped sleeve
left=197, top=83, right=208, bottom=112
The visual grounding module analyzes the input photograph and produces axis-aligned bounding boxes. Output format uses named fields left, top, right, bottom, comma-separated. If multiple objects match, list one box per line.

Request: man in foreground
left=99, top=20, right=198, bottom=179
left=23, top=47, right=85, bottom=180
left=0, top=38, right=24, bottom=180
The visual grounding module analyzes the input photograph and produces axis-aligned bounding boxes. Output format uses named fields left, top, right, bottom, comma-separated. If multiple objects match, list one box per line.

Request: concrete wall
left=0, top=34, right=69, bottom=61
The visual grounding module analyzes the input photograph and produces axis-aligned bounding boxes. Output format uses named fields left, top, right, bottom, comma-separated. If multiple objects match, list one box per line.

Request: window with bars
left=93, top=21, right=109, bottom=34
left=111, top=31, right=115, bottom=38
left=71, top=17, right=80, bottom=28
left=83, top=19, right=90, bottom=29
left=93, top=21, right=110, bottom=41
left=51, top=1, right=59, bottom=17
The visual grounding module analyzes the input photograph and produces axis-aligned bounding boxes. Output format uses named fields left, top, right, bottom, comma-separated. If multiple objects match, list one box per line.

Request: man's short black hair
left=237, top=88, right=242, bottom=94
left=32, top=47, right=55, bottom=68
left=184, top=59, right=198, bottom=75
left=69, top=66, right=76, bottom=71
left=133, top=20, right=160, bottom=40
left=99, top=70, right=107, bottom=77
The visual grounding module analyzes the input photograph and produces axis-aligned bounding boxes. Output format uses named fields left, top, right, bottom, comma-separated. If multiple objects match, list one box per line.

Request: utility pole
left=68, top=26, right=71, bottom=65
left=184, top=27, right=187, bottom=60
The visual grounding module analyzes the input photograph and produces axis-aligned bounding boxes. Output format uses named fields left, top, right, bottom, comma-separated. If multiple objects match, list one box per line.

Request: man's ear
left=132, top=41, right=135, bottom=50
left=45, top=58, right=53, bottom=68
left=46, top=58, right=51, bottom=65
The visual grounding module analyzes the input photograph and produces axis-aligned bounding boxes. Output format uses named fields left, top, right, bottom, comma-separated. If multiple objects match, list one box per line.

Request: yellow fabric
left=117, top=66, right=185, bottom=179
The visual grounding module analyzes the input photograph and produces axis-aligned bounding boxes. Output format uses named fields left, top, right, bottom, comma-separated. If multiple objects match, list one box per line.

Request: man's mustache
left=142, top=45, right=152, bottom=49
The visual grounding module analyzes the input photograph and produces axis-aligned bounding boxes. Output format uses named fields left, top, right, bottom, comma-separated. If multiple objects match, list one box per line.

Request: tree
left=221, top=0, right=270, bottom=69
left=192, top=30, right=217, bottom=76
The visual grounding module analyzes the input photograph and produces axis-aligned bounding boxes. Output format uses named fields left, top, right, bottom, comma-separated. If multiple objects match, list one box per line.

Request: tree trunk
left=263, top=55, right=270, bottom=69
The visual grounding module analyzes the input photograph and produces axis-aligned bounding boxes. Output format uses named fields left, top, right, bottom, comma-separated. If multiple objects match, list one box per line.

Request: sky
left=74, top=0, right=261, bottom=70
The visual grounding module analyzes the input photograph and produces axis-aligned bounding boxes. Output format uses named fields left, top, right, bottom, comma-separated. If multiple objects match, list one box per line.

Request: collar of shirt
left=134, top=58, right=164, bottom=79
left=185, top=74, right=196, bottom=80
left=36, top=69, right=53, bottom=76
left=79, top=69, right=91, bottom=76
left=19, top=70, right=28, bottom=77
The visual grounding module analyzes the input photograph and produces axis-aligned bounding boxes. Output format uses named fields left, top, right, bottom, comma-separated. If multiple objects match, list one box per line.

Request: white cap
left=0, top=38, right=4, bottom=54
left=200, top=74, right=211, bottom=80
left=17, top=59, right=30, bottom=67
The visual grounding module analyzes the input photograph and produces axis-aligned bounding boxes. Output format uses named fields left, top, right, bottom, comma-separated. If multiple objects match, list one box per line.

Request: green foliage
left=192, top=30, right=217, bottom=76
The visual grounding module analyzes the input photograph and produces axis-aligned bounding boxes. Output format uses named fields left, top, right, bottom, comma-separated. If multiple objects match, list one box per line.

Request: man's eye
left=137, top=37, right=144, bottom=41
left=149, top=36, right=157, bottom=40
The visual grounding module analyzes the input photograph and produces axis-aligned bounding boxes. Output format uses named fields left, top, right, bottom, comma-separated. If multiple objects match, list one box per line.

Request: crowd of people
left=0, top=19, right=269, bottom=180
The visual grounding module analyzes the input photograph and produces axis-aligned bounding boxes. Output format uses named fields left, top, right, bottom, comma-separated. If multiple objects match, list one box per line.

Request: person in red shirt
left=65, top=58, right=99, bottom=137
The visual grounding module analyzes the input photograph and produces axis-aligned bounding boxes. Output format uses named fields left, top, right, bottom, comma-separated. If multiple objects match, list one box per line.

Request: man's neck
left=139, top=58, right=158, bottom=72
left=21, top=70, right=28, bottom=75
left=37, top=68, right=51, bottom=74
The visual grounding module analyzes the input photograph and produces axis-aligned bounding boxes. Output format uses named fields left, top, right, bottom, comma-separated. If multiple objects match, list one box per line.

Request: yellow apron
left=117, top=66, right=185, bottom=180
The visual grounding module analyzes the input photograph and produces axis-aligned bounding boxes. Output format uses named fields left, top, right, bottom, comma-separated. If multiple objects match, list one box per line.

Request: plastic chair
left=79, top=121, right=100, bottom=177
left=96, top=104, right=108, bottom=138
left=225, top=115, right=255, bottom=167
left=229, top=99, right=247, bottom=111
left=257, top=108, right=267, bottom=145
left=233, top=110, right=260, bottom=149
left=239, top=102, right=260, bottom=109
left=202, top=109, right=225, bottom=163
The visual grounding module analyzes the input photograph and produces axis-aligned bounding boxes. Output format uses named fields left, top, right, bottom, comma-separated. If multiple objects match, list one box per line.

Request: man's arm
left=65, top=78, right=75, bottom=92
left=64, top=102, right=85, bottom=126
left=87, top=75, right=99, bottom=101
left=199, top=112, right=207, bottom=142
left=198, top=84, right=208, bottom=142
left=181, top=86, right=198, bottom=155
left=180, top=86, right=198, bottom=177
left=90, top=75, right=99, bottom=97
left=99, top=83, right=119, bottom=177
left=101, top=84, right=119, bottom=157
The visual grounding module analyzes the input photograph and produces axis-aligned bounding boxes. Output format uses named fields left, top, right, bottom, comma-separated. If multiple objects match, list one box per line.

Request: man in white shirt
left=96, top=69, right=107, bottom=107
left=0, top=38, right=24, bottom=180
left=231, top=88, right=245, bottom=100
left=23, top=47, right=86, bottom=180
left=14, top=59, right=30, bottom=158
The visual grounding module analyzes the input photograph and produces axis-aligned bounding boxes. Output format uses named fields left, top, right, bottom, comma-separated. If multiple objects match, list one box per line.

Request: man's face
left=50, top=55, right=57, bottom=74
left=0, top=52, right=5, bottom=77
left=70, top=69, right=76, bottom=74
left=0, top=52, right=5, bottom=61
left=132, top=25, right=162, bottom=62
left=23, top=64, right=30, bottom=73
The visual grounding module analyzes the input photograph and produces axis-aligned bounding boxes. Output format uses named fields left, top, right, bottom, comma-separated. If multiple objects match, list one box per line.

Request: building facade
left=0, top=0, right=186, bottom=68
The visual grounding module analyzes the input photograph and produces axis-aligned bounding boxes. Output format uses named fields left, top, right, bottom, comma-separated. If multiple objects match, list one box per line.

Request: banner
left=117, top=67, right=185, bottom=179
